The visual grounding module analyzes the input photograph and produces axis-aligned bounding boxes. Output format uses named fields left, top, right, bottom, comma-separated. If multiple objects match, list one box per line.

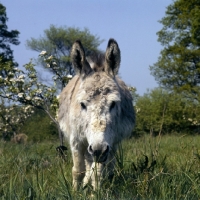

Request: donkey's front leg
left=90, top=153, right=116, bottom=190
left=90, top=162, right=104, bottom=190
left=71, top=144, right=86, bottom=190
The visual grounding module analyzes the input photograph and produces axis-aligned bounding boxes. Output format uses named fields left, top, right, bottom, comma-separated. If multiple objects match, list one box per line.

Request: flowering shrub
left=39, top=51, right=73, bottom=89
left=0, top=99, right=34, bottom=140
left=0, top=59, right=58, bottom=108
left=135, top=88, right=200, bottom=135
left=0, top=53, right=72, bottom=141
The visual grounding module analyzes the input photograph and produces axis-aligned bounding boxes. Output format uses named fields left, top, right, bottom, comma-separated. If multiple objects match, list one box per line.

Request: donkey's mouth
left=93, top=153, right=108, bottom=163
left=92, top=148, right=109, bottom=163
left=89, top=143, right=110, bottom=163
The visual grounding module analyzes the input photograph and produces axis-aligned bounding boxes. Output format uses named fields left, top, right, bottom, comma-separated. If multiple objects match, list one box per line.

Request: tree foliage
left=0, top=3, right=19, bottom=68
left=135, top=88, right=200, bottom=135
left=26, top=25, right=103, bottom=89
left=150, top=0, right=200, bottom=97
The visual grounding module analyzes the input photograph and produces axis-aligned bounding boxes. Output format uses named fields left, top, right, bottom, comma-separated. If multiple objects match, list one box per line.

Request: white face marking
left=76, top=74, right=121, bottom=151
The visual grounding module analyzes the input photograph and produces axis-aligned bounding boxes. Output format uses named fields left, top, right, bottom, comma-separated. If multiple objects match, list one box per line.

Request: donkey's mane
left=86, top=52, right=105, bottom=72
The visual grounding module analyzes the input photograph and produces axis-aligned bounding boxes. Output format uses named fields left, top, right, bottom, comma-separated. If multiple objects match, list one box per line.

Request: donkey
left=58, top=39, right=135, bottom=190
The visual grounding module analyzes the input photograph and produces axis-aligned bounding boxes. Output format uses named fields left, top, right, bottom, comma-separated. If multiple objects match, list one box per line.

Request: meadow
left=0, top=134, right=200, bottom=199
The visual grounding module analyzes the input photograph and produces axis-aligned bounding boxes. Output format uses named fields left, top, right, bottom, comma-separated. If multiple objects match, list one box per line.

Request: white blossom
left=16, top=78, right=24, bottom=83
left=67, top=75, right=73, bottom=79
left=39, top=51, right=47, bottom=56
left=188, top=118, right=192, bottom=122
left=25, top=96, right=31, bottom=101
left=29, top=73, right=36, bottom=78
left=13, top=67, right=19, bottom=71
left=36, top=89, right=42, bottom=94
left=8, top=72, right=14, bottom=76
left=136, top=107, right=141, bottom=113
left=25, top=105, right=32, bottom=110
left=34, top=97, right=42, bottom=100
left=128, top=86, right=136, bottom=91
left=18, top=75, right=25, bottom=79
left=47, top=55, right=53, bottom=60
left=18, top=93, right=24, bottom=98
left=10, top=78, right=16, bottom=82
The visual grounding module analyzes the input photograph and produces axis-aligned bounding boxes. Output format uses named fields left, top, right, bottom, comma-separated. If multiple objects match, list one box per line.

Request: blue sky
left=2, top=0, right=172, bottom=95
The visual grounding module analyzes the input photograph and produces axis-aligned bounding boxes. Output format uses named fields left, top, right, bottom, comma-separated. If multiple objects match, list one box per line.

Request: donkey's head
left=70, top=39, right=126, bottom=162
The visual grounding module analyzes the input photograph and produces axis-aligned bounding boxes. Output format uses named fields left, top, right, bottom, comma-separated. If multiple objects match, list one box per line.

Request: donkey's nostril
left=88, top=143, right=110, bottom=163
left=103, top=145, right=109, bottom=155
left=88, top=145, right=93, bottom=154
left=93, top=150, right=102, bottom=158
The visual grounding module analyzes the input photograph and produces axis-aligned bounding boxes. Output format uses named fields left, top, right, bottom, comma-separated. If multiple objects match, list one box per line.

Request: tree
left=26, top=25, right=103, bottom=89
left=0, top=3, right=20, bottom=70
left=0, top=3, right=20, bottom=104
left=135, top=88, right=200, bottom=135
left=150, top=0, right=200, bottom=98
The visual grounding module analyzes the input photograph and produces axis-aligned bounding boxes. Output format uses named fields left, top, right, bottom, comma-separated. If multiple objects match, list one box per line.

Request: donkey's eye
left=80, top=102, right=87, bottom=110
left=110, top=101, right=116, bottom=111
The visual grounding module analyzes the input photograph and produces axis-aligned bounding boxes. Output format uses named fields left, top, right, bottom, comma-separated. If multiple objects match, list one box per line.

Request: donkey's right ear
left=105, top=39, right=121, bottom=77
left=70, top=40, right=91, bottom=76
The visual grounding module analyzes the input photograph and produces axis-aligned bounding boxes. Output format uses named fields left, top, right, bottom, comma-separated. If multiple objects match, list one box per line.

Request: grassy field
left=0, top=134, right=200, bottom=199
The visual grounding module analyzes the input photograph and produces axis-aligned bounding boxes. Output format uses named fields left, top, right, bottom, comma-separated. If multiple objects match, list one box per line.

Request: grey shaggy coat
left=58, top=39, right=135, bottom=190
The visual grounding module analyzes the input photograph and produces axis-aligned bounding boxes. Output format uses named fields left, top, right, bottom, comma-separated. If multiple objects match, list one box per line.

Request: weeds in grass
left=0, top=135, right=200, bottom=199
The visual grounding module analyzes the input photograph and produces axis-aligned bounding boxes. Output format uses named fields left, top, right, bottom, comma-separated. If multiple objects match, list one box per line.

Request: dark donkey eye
left=110, top=101, right=116, bottom=111
left=80, top=102, right=87, bottom=110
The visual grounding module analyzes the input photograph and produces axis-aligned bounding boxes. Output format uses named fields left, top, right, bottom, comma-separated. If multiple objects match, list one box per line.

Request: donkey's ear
left=70, top=40, right=91, bottom=76
left=105, top=39, right=121, bottom=76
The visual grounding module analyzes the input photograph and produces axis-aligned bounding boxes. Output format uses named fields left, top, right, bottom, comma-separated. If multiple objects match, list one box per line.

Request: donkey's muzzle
left=88, top=143, right=110, bottom=163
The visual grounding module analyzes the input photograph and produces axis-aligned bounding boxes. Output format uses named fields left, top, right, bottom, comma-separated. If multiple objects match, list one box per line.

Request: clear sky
left=1, top=0, right=172, bottom=95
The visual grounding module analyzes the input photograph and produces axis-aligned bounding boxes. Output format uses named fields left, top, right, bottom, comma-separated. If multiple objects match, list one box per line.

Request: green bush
left=135, top=88, right=200, bottom=135
left=21, top=109, right=58, bottom=142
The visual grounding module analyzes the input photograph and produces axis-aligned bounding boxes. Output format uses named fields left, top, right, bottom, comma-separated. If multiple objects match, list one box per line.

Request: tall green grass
left=0, top=134, right=200, bottom=199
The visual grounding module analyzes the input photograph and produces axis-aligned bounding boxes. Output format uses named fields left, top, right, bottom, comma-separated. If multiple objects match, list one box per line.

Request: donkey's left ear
left=105, top=39, right=121, bottom=76
left=70, top=40, right=91, bottom=76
